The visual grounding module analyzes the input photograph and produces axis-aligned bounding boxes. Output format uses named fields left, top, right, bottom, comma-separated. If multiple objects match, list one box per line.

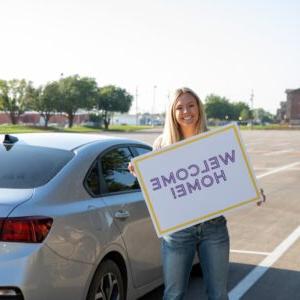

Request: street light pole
left=250, top=89, right=254, bottom=128
left=152, top=85, right=157, bottom=126
left=250, top=89, right=254, bottom=111
left=135, top=86, right=138, bottom=125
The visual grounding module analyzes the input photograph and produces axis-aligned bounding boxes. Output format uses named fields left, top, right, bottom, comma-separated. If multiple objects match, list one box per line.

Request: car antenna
left=3, top=134, right=19, bottom=151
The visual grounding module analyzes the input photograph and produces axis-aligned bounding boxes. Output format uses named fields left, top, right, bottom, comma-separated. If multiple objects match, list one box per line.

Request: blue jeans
left=161, top=216, right=229, bottom=300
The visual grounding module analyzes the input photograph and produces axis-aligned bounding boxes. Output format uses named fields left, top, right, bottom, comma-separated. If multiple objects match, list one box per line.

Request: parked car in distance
left=0, top=133, right=163, bottom=300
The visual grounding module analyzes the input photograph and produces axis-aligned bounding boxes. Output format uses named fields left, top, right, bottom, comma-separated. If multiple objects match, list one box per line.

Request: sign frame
left=132, top=123, right=260, bottom=237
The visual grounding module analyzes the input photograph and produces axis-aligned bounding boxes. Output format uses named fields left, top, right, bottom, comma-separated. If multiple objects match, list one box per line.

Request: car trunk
left=0, top=188, right=33, bottom=217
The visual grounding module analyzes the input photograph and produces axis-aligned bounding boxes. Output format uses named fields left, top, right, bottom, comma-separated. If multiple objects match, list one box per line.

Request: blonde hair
left=154, top=87, right=207, bottom=149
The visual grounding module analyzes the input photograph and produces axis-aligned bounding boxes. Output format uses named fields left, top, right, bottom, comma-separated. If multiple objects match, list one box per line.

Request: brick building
left=276, top=88, right=300, bottom=125
left=0, top=112, right=89, bottom=126
left=0, top=113, right=11, bottom=124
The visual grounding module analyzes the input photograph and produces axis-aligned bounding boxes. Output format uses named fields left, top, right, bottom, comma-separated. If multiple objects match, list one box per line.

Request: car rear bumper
left=0, top=242, right=93, bottom=300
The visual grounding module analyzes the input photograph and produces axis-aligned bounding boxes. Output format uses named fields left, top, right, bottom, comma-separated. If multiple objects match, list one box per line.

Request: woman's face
left=174, top=93, right=200, bottom=130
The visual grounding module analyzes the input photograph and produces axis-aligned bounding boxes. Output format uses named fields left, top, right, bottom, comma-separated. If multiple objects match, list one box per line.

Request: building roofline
left=285, top=88, right=300, bottom=94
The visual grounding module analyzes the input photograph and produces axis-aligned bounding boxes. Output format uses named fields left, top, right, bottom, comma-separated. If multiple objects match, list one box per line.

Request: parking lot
left=103, top=128, right=300, bottom=300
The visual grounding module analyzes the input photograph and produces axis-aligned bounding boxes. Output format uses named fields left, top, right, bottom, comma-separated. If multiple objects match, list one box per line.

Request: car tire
left=87, top=259, right=125, bottom=300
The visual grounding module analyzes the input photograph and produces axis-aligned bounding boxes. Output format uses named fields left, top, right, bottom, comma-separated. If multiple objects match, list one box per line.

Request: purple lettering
left=208, top=156, right=220, bottom=170
left=175, top=184, right=187, bottom=198
left=188, top=164, right=200, bottom=176
left=201, top=160, right=210, bottom=173
left=186, top=179, right=201, bottom=193
left=171, top=187, right=177, bottom=199
left=150, top=177, right=161, bottom=191
left=176, top=168, right=189, bottom=180
left=214, top=170, right=227, bottom=183
left=161, top=172, right=176, bottom=187
left=219, top=150, right=235, bottom=165
left=201, top=175, right=214, bottom=187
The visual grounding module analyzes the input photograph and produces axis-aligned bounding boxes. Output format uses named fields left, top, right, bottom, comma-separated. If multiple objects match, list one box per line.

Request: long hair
left=159, top=87, right=208, bottom=147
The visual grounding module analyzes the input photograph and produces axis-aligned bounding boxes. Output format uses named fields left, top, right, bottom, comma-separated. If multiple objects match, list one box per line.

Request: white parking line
left=230, top=249, right=271, bottom=256
left=264, top=149, right=294, bottom=156
left=229, top=226, right=300, bottom=300
left=247, top=150, right=265, bottom=154
left=255, top=167, right=300, bottom=172
left=257, top=162, right=300, bottom=179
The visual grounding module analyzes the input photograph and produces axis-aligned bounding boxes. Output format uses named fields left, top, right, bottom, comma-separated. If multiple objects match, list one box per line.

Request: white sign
left=132, top=124, right=260, bottom=237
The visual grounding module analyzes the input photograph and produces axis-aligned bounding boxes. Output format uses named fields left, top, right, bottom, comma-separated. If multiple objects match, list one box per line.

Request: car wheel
left=87, top=259, right=125, bottom=300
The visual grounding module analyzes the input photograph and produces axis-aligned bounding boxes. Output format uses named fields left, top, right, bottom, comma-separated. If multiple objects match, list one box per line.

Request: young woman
left=153, top=87, right=229, bottom=300
left=129, top=87, right=265, bottom=300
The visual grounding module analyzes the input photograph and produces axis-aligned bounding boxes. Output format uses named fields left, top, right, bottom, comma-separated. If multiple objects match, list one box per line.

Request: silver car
left=0, top=133, right=163, bottom=300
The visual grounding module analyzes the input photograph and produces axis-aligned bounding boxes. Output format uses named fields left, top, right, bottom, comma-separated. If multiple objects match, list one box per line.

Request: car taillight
left=0, top=216, right=53, bottom=243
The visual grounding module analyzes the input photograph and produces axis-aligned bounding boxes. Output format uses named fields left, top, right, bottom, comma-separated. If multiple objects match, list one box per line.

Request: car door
left=99, top=145, right=162, bottom=288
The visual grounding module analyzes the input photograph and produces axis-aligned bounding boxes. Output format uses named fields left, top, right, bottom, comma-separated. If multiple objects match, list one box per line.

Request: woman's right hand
left=128, top=162, right=137, bottom=177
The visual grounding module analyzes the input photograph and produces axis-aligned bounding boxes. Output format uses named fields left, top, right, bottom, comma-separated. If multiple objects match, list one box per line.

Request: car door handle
left=114, top=210, right=130, bottom=219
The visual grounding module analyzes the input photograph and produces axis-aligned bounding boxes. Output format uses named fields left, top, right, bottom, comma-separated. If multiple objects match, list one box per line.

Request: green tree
left=97, top=85, right=133, bottom=129
left=239, top=108, right=251, bottom=121
left=0, top=79, right=31, bottom=124
left=58, top=75, right=98, bottom=127
left=89, top=113, right=103, bottom=127
left=253, top=108, right=274, bottom=123
left=27, top=81, right=61, bottom=127
left=231, top=102, right=250, bottom=120
left=204, top=94, right=233, bottom=120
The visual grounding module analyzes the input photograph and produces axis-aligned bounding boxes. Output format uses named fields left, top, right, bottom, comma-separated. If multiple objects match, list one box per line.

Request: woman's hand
left=257, top=188, right=266, bottom=206
left=128, top=162, right=137, bottom=177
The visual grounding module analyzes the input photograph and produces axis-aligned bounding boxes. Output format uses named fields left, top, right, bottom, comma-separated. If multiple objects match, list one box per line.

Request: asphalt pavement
left=102, top=128, right=300, bottom=300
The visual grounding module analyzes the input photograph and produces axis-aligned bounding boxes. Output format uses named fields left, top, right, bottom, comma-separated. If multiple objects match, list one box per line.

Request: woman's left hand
left=257, top=188, right=266, bottom=206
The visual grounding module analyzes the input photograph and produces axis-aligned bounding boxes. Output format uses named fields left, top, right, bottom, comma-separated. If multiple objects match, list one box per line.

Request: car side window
left=101, top=147, right=139, bottom=193
left=134, top=146, right=152, bottom=156
left=85, top=161, right=100, bottom=196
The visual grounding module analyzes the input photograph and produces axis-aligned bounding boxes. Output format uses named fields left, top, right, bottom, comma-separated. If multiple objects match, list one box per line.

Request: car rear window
left=0, top=144, right=74, bottom=188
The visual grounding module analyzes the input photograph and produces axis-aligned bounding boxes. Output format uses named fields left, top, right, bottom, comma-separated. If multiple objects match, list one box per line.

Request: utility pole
left=135, top=86, right=138, bottom=125
left=250, top=89, right=254, bottom=128
left=152, top=85, right=157, bottom=126
left=250, top=89, right=254, bottom=110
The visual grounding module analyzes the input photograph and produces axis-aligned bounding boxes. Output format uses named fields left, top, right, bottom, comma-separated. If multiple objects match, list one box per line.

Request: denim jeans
left=161, top=216, right=229, bottom=300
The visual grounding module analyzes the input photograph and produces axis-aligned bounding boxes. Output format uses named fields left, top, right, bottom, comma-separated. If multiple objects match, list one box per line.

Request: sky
left=1, top=0, right=300, bottom=114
